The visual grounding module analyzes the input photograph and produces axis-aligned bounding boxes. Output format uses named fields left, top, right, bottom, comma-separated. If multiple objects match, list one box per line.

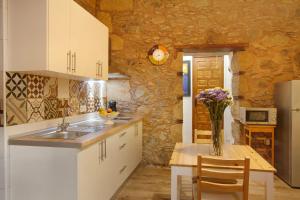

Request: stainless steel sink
left=34, top=120, right=109, bottom=140
left=38, top=130, right=90, bottom=140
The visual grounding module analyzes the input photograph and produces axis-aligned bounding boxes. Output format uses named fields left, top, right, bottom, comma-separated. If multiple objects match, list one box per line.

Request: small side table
left=243, top=124, right=275, bottom=166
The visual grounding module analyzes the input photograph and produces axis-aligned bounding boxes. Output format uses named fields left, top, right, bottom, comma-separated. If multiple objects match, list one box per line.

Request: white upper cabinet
left=8, top=0, right=108, bottom=80
left=48, top=0, right=70, bottom=74
left=70, top=1, right=108, bottom=80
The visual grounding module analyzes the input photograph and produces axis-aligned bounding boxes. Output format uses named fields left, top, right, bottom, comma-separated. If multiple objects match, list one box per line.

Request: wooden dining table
left=169, top=143, right=276, bottom=200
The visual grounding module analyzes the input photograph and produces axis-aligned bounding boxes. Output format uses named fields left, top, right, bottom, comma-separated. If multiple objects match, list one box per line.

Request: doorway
left=182, top=53, right=234, bottom=144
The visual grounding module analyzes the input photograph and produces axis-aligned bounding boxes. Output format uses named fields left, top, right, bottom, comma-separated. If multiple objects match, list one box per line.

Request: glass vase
left=209, top=119, right=223, bottom=156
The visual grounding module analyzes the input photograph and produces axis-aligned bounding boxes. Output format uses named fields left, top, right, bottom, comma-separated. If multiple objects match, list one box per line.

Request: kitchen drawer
left=117, top=126, right=135, bottom=145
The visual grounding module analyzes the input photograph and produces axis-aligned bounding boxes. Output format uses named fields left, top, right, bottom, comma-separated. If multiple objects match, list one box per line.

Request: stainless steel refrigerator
left=275, top=80, right=300, bottom=187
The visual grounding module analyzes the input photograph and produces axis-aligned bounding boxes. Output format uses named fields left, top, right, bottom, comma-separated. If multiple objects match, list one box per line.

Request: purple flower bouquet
left=196, top=87, right=232, bottom=155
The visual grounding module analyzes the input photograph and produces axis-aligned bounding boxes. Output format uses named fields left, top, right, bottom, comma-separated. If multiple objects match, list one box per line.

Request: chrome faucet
left=57, top=102, right=70, bottom=132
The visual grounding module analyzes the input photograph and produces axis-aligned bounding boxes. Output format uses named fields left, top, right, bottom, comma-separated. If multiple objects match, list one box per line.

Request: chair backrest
left=197, top=155, right=250, bottom=200
left=194, top=130, right=212, bottom=144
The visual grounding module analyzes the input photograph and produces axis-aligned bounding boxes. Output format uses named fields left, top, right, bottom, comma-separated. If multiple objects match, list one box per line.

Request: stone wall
left=95, top=0, right=300, bottom=165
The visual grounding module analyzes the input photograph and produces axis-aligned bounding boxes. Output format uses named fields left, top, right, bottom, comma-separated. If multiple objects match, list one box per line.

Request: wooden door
left=193, top=56, right=224, bottom=137
left=48, top=0, right=70, bottom=74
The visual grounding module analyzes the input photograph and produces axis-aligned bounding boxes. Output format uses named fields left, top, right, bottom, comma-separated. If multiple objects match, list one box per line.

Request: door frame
left=190, top=53, right=228, bottom=143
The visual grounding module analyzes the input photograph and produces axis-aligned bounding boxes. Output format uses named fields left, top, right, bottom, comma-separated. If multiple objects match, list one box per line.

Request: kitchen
left=1, top=0, right=300, bottom=200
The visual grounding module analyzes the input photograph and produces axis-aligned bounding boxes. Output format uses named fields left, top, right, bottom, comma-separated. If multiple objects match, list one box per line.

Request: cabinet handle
left=71, top=53, right=75, bottom=72
left=135, top=124, right=138, bottom=136
left=98, top=142, right=102, bottom=164
left=104, top=140, right=107, bottom=158
left=119, top=143, right=126, bottom=150
left=96, top=62, right=99, bottom=77
left=99, top=62, right=103, bottom=77
left=119, top=132, right=127, bottom=138
left=67, top=51, right=71, bottom=72
left=71, top=52, right=77, bottom=73
left=74, top=52, right=77, bottom=72
left=119, top=165, right=127, bottom=174
left=101, top=141, right=104, bottom=161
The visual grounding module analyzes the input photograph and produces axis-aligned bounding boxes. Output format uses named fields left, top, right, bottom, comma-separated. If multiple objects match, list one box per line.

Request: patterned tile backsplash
left=5, top=72, right=106, bottom=126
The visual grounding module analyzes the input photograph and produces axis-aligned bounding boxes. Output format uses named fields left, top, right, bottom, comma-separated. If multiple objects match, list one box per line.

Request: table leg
left=171, top=166, right=194, bottom=200
left=265, top=173, right=274, bottom=200
left=171, top=166, right=180, bottom=200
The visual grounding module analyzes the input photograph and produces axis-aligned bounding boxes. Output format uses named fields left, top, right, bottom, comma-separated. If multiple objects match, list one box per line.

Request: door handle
left=292, top=108, right=300, bottom=112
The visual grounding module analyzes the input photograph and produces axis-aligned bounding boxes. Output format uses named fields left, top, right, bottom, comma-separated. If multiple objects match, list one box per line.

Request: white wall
left=0, top=0, right=6, bottom=199
left=182, top=56, right=193, bottom=143
left=223, top=53, right=234, bottom=144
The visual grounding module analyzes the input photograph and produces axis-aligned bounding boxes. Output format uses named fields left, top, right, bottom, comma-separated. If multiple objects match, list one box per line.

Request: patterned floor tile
left=87, top=96, right=95, bottom=112
left=44, top=98, right=59, bottom=120
left=27, top=98, right=45, bottom=123
left=27, top=75, right=44, bottom=98
left=69, top=97, right=80, bottom=116
left=6, top=97, right=27, bottom=126
left=44, top=77, right=58, bottom=98
left=69, top=80, right=81, bottom=98
left=6, top=72, right=27, bottom=99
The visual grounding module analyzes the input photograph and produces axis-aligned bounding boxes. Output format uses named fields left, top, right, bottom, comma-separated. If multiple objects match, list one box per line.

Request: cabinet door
left=131, top=122, right=142, bottom=170
left=100, top=136, right=120, bottom=199
left=48, top=0, right=70, bottom=73
left=95, top=22, right=109, bottom=80
left=70, top=1, right=97, bottom=78
left=78, top=142, right=103, bottom=200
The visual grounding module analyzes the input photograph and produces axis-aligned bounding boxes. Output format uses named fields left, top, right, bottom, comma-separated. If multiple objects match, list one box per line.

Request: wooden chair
left=194, top=130, right=212, bottom=144
left=194, top=130, right=224, bottom=144
left=193, top=155, right=250, bottom=200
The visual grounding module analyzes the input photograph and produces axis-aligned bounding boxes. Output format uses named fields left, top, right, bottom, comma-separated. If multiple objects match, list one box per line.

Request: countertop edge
left=9, top=115, right=144, bottom=150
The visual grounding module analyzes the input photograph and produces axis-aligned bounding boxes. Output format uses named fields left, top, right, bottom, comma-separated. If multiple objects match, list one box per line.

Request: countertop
left=9, top=114, right=143, bottom=150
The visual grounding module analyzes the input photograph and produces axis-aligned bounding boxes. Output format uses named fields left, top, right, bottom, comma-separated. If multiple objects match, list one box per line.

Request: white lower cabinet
left=10, top=121, right=143, bottom=200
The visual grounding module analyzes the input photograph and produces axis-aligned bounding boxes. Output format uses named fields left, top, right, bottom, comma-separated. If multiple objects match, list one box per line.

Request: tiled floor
left=113, top=166, right=300, bottom=200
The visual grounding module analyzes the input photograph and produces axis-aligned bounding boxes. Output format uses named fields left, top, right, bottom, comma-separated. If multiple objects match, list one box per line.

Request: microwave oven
left=239, top=107, right=277, bottom=125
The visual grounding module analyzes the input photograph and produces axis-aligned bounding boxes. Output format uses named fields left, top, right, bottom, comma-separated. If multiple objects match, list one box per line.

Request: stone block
left=110, top=34, right=124, bottom=51
left=100, top=0, right=133, bottom=11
